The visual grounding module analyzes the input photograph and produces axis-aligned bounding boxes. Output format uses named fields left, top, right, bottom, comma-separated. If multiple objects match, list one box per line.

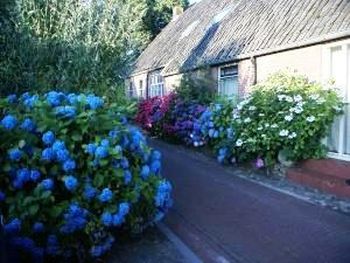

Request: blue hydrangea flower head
left=8, top=148, right=23, bottom=161
left=42, top=131, right=55, bottom=146
left=218, top=148, right=228, bottom=157
left=0, top=191, right=5, bottom=202
left=213, top=130, right=219, bottom=138
left=54, top=106, right=76, bottom=119
left=118, top=202, right=130, bottom=216
left=1, top=115, right=17, bottom=130
left=109, top=129, right=119, bottom=139
left=103, top=236, right=115, bottom=251
left=155, top=181, right=173, bottom=209
left=46, top=91, right=65, bottom=107
left=64, top=176, right=78, bottom=191
left=98, top=188, right=113, bottom=202
left=95, top=146, right=108, bottom=159
left=151, top=150, right=162, bottom=161
left=120, top=116, right=128, bottom=125
left=100, top=139, right=109, bottom=147
left=150, top=160, right=161, bottom=174
left=208, top=129, right=215, bottom=138
left=85, top=143, right=97, bottom=155
left=20, top=118, right=36, bottom=132
left=124, top=170, right=132, bottom=184
left=30, top=169, right=41, bottom=182
left=112, top=214, right=123, bottom=226
left=84, top=185, right=97, bottom=200
left=23, top=95, right=38, bottom=108
left=140, top=165, right=150, bottom=180
left=41, top=148, right=56, bottom=161
left=114, top=145, right=122, bottom=153
left=56, top=149, right=70, bottom=162
left=17, top=168, right=31, bottom=183
left=40, top=179, right=54, bottom=191
left=67, top=93, right=78, bottom=104
left=86, top=94, right=104, bottom=110
left=4, top=218, right=21, bottom=234
left=62, top=159, right=76, bottom=172
left=52, top=140, right=66, bottom=152
left=7, top=94, right=17, bottom=103
left=101, top=212, right=113, bottom=226
left=60, top=203, right=88, bottom=234
left=33, top=222, right=44, bottom=233
left=120, top=157, right=129, bottom=169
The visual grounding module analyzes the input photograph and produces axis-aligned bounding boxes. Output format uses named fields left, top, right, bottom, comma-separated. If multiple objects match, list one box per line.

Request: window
left=323, top=40, right=350, bottom=161
left=218, top=65, right=239, bottom=101
left=139, top=80, right=145, bottom=98
left=149, top=72, right=164, bottom=97
left=128, top=81, right=134, bottom=98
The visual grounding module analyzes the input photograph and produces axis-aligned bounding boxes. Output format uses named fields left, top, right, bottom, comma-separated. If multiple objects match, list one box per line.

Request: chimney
left=172, top=6, right=184, bottom=20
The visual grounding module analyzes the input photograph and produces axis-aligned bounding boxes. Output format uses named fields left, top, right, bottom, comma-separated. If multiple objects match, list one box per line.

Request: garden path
left=150, top=139, right=350, bottom=263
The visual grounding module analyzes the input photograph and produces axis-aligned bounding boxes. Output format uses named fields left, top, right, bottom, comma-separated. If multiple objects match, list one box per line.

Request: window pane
left=220, top=66, right=238, bottom=77
left=344, top=103, right=350, bottom=154
left=219, top=76, right=238, bottom=97
left=327, top=46, right=343, bottom=153
left=328, top=116, right=341, bottom=153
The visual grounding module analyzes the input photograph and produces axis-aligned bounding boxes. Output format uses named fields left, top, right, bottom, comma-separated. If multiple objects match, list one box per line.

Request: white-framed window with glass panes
left=139, top=80, right=145, bottom=99
left=128, top=81, right=134, bottom=98
left=218, top=64, right=239, bottom=101
left=149, top=71, right=164, bottom=97
left=323, top=39, right=350, bottom=161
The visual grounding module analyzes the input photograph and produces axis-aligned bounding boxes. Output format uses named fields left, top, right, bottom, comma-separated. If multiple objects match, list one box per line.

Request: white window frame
left=139, top=80, right=145, bottom=99
left=322, top=39, right=350, bottom=161
left=149, top=72, right=164, bottom=97
left=128, top=81, right=134, bottom=98
left=218, top=64, right=239, bottom=100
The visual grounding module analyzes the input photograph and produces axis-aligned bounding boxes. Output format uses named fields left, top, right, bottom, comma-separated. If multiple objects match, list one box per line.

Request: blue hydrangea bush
left=0, top=92, right=172, bottom=261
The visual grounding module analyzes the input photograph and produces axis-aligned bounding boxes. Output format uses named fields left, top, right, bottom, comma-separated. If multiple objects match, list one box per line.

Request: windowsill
left=327, top=152, right=350, bottom=162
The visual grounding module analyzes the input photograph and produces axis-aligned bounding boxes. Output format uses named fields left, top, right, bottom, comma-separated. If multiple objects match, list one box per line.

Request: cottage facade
left=127, top=0, right=350, bottom=182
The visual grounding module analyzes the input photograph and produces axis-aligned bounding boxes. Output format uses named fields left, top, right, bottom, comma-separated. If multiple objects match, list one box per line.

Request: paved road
left=150, top=139, right=350, bottom=263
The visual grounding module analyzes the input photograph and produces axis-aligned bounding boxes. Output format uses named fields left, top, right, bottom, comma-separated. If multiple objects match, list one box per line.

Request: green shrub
left=0, top=91, right=172, bottom=261
left=230, top=72, right=343, bottom=166
left=0, top=0, right=146, bottom=100
left=175, top=70, right=216, bottom=104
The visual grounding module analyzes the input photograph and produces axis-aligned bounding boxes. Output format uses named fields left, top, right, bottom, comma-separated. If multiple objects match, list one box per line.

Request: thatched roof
left=131, top=0, right=350, bottom=76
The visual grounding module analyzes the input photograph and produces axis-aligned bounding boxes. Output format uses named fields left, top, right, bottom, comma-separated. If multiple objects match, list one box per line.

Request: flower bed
left=135, top=73, right=343, bottom=169
left=0, top=92, right=172, bottom=261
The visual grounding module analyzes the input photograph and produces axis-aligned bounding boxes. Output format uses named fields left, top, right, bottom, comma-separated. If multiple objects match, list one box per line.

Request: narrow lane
left=150, top=139, right=350, bottom=263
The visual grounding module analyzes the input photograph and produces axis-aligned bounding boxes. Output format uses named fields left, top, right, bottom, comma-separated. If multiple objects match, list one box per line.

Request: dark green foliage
left=175, top=70, right=216, bottom=104
left=143, top=0, right=189, bottom=38
left=0, top=0, right=188, bottom=100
